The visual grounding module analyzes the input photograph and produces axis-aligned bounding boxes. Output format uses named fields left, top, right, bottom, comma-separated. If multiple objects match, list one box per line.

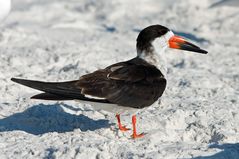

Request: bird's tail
left=11, top=78, right=84, bottom=100
left=11, top=78, right=110, bottom=103
left=31, top=93, right=74, bottom=100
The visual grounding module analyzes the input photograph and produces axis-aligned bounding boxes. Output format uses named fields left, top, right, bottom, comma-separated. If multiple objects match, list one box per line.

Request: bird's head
left=136, top=25, right=207, bottom=56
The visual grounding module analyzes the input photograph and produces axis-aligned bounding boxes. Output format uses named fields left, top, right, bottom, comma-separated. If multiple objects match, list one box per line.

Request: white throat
left=138, top=31, right=174, bottom=76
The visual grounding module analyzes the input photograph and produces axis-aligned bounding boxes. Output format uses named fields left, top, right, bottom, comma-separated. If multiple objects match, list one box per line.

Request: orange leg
left=116, top=114, right=130, bottom=131
left=131, top=115, right=144, bottom=139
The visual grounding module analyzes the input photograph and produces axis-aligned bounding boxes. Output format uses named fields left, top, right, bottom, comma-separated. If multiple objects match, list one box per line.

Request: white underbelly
left=75, top=99, right=160, bottom=114
left=75, top=100, right=140, bottom=114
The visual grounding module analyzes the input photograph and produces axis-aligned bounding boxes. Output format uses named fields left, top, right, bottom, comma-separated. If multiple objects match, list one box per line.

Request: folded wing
left=77, top=58, right=167, bottom=108
left=11, top=58, right=167, bottom=108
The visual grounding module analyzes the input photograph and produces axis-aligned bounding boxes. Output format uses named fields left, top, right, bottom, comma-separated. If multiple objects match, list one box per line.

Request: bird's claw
left=119, top=125, right=130, bottom=132
left=131, top=133, right=145, bottom=139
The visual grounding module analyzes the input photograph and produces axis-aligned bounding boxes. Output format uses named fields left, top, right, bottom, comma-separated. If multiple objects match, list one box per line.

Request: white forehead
left=152, top=30, right=174, bottom=51
left=164, top=30, right=174, bottom=41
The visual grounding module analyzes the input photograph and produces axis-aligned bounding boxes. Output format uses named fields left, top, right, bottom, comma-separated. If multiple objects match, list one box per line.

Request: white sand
left=0, top=0, right=11, bottom=23
left=0, top=0, right=239, bottom=158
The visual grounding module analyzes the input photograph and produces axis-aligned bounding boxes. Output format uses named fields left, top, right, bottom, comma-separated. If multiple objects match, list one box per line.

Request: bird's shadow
left=193, top=143, right=239, bottom=159
left=0, top=104, right=110, bottom=135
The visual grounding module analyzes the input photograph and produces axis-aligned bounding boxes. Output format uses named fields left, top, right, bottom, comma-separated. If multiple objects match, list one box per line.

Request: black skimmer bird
left=11, top=25, right=207, bottom=139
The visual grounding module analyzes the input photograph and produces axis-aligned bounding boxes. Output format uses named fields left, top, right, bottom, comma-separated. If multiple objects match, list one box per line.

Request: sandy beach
left=0, top=0, right=239, bottom=158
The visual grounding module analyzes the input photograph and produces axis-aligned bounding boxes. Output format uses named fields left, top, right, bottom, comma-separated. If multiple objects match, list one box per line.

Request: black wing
left=77, top=58, right=167, bottom=108
left=11, top=58, right=167, bottom=108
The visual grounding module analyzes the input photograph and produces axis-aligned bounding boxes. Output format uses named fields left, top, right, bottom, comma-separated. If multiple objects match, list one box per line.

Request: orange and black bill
left=169, top=35, right=208, bottom=54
